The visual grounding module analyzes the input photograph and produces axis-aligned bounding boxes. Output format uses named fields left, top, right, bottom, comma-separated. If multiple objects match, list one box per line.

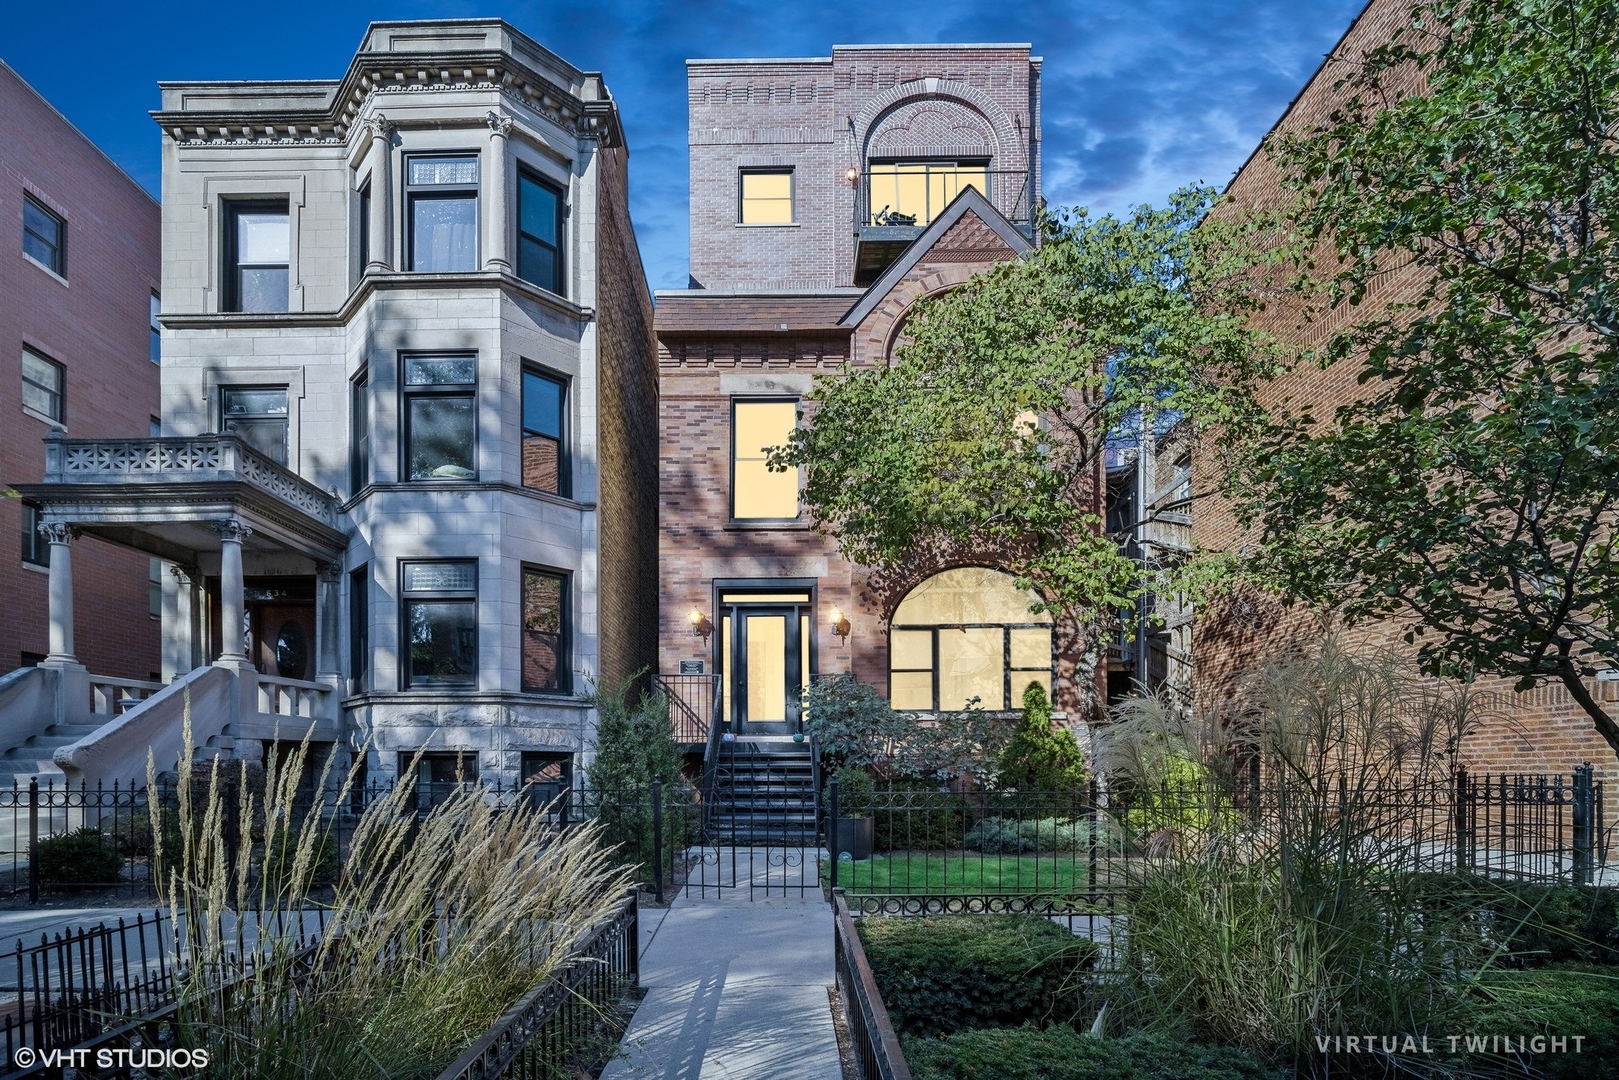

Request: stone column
left=315, top=562, right=342, bottom=686
left=171, top=564, right=203, bottom=677
left=213, top=519, right=252, bottom=664
left=40, top=521, right=78, bottom=665
left=363, top=114, right=394, bottom=274
left=484, top=110, right=513, bottom=274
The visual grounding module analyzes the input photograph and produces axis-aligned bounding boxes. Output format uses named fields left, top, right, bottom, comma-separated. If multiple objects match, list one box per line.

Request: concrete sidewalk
left=603, top=887, right=843, bottom=1079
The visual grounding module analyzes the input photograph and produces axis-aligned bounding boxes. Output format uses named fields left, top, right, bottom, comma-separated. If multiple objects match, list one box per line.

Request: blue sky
left=4, top=0, right=1364, bottom=290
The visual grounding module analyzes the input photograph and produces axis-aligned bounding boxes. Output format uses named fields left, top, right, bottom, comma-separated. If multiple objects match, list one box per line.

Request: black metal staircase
left=707, top=739, right=818, bottom=845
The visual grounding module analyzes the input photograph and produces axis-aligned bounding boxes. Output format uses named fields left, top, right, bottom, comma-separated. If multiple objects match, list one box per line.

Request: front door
left=720, top=593, right=812, bottom=735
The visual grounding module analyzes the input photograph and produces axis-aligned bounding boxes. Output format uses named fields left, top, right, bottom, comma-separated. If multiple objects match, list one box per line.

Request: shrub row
left=906, top=1027, right=1283, bottom=1080
left=856, top=915, right=1095, bottom=1038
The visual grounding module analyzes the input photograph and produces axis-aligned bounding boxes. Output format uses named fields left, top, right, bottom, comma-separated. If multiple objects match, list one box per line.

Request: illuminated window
left=867, top=161, right=988, bottom=226
left=739, top=170, right=793, bottom=224
left=731, top=400, right=799, bottom=520
left=888, top=567, right=1052, bottom=711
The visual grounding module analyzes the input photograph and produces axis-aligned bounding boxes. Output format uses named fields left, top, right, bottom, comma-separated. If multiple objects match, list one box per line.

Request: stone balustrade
left=42, top=433, right=338, bottom=527
left=256, top=674, right=335, bottom=720
left=88, top=675, right=164, bottom=716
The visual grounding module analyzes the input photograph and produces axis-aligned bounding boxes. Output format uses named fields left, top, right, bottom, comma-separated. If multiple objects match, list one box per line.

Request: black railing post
left=27, top=778, right=39, bottom=905
left=652, top=777, right=665, bottom=904
left=1453, top=767, right=1469, bottom=876
left=1087, top=775, right=1099, bottom=892
left=828, top=776, right=840, bottom=893
left=1572, top=763, right=1593, bottom=887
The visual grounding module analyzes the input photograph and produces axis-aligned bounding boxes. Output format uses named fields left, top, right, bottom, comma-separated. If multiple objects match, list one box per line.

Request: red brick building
left=657, top=45, right=1099, bottom=743
left=0, top=59, right=161, bottom=682
left=1192, top=0, right=1619, bottom=788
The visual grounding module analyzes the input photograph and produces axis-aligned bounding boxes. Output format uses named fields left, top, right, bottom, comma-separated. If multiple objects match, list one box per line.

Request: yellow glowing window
left=740, top=170, right=794, bottom=224
left=888, top=567, right=1053, bottom=711
left=867, top=162, right=988, bottom=226
left=732, top=400, right=799, bottom=520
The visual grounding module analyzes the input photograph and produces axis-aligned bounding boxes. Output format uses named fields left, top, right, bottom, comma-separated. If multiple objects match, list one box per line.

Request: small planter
left=833, top=815, right=874, bottom=861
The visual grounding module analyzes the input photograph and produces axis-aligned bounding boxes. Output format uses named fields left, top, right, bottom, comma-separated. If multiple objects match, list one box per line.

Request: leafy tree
left=774, top=189, right=1287, bottom=694
left=1238, top=0, right=1619, bottom=757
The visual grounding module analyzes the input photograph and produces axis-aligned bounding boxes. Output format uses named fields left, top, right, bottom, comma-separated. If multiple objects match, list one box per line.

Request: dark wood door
left=253, top=603, right=316, bottom=680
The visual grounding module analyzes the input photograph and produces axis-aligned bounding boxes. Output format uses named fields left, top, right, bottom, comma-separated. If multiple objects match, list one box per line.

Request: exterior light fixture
left=689, top=609, right=713, bottom=642
left=829, top=607, right=851, bottom=643
left=845, top=168, right=859, bottom=183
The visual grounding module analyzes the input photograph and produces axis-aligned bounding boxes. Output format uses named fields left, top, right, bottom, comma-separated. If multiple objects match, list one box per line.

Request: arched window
left=889, top=567, right=1052, bottom=711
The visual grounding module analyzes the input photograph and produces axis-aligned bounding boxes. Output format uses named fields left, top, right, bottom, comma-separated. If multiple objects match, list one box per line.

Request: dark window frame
left=520, top=365, right=569, bottom=498
left=520, top=564, right=571, bottom=695
left=350, top=367, right=370, bottom=493
left=223, top=198, right=291, bottom=313
left=729, top=397, right=801, bottom=522
left=520, top=751, right=574, bottom=812
left=22, top=194, right=65, bottom=277
left=350, top=564, right=369, bottom=693
left=886, top=622, right=1053, bottom=712
left=21, top=346, right=65, bottom=424
left=400, top=353, right=478, bottom=483
left=358, top=178, right=371, bottom=279
left=220, top=384, right=291, bottom=467
left=20, top=502, right=47, bottom=567
left=149, top=292, right=161, bottom=364
left=400, top=751, right=479, bottom=811
left=405, top=153, right=480, bottom=273
left=399, top=558, right=478, bottom=691
left=516, top=168, right=565, bottom=294
left=737, top=168, right=795, bottom=225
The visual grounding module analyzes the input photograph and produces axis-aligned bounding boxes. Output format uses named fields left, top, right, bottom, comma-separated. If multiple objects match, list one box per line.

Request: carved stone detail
left=37, top=521, right=76, bottom=546
left=212, top=518, right=254, bottom=543
left=486, top=110, right=514, bottom=138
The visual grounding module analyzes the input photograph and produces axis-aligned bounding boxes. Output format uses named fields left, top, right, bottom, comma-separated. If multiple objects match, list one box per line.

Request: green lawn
left=825, top=852, right=1093, bottom=896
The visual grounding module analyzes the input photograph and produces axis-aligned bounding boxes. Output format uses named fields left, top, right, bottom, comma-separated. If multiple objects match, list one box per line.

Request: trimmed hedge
left=1488, top=883, right=1619, bottom=966
left=872, top=781, right=967, bottom=852
left=906, top=1027, right=1283, bottom=1080
left=1461, top=964, right=1619, bottom=1080
left=35, top=827, right=124, bottom=889
left=857, top=915, right=1095, bottom=1038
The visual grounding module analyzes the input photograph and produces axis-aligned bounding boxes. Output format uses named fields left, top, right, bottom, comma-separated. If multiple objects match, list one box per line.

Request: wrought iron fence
left=433, top=894, right=639, bottom=1080
left=832, top=890, right=911, bottom=1080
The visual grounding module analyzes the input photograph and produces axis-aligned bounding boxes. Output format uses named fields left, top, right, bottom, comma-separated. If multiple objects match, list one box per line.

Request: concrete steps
left=708, top=742, right=819, bottom=845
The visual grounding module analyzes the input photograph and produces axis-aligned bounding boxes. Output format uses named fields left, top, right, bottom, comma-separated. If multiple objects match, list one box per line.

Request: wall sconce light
left=689, top=609, right=713, bottom=643
left=845, top=168, right=859, bottom=184
left=829, top=607, right=852, bottom=644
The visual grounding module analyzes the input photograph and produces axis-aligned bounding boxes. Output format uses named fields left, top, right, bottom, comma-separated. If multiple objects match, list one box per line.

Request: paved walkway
left=602, top=854, right=843, bottom=1080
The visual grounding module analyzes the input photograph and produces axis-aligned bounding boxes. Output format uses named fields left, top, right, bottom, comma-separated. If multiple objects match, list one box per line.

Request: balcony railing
left=854, top=167, right=1034, bottom=232
left=654, top=673, right=720, bottom=744
left=41, top=433, right=339, bottom=527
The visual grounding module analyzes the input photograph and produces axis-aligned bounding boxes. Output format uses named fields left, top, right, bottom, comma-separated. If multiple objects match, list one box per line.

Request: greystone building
left=8, top=21, right=657, bottom=792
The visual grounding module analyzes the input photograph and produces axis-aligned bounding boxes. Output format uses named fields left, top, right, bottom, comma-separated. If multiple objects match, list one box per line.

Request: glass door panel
left=744, top=614, right=787, bottom=723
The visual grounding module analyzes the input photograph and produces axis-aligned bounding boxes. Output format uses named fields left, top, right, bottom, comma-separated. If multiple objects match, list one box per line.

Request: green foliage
left=857, top=915, right=1095, bottom=1038
left=1241, top=0, right=1619, bottom=754
left=805, top=674, right=1017, bottom=783
left=1472, top=881, right=1619, bottom=966
left=827, top=766, right=875, bottom=816
left=1461, top=965, right=1619, bottom=1079
left=996, top=683, right=1085, bottom=799
left=871, top=779, right=967, bottom=852
left=585, top=673, right=691, bottom=883
left=35, top=827, right=123, bottom=889
left=964, top=816, right=1097, bottom=855
left=262, top=827, right=341, bottom=892
left=776, top=189, right=1288, bottom=653
left=906, top=1028, right=1283, bottom=1080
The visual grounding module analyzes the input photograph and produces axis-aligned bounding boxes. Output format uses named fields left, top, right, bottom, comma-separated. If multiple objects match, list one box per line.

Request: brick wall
left=0, top=61, right=161, bottom=681
left=1193, top=0, right=1619, bottom=787
left=593, top=140, right=659, bottom=692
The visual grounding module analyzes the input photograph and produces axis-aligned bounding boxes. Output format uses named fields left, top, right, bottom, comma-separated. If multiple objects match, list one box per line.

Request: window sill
left=20, top=561, right=48, bottom=575
left=22, top=253, right=68, bottom=287
left=21, top=405, right=64, bottom=430
left=343, top=481, right=596, bottom=512
left=736, top=222, right=800, bottom=228
left=724, top=520, right=811, bottom=531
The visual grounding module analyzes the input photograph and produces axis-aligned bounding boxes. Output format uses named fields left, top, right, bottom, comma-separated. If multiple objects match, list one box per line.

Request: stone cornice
left=153, top=50, right=622, bottom=150
left=158, top=269, right=594, bottom=330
